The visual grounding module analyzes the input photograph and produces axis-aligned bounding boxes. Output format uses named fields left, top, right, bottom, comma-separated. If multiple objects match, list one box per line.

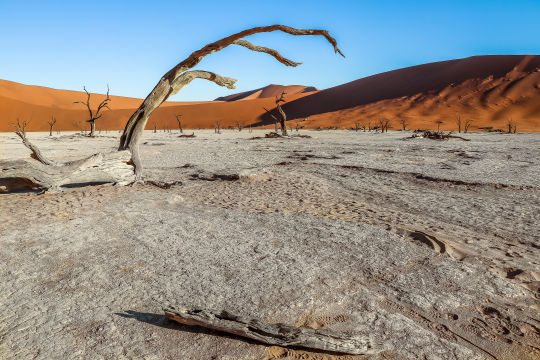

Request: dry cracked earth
left=0, top=130, right=539, bottom=360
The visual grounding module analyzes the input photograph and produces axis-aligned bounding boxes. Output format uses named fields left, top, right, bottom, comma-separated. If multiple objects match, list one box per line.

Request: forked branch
left=170, top=70, right=237, bottom=97
left=74, top=85, right=111, bottom=136
left=10, top=119, right=58, bottom=166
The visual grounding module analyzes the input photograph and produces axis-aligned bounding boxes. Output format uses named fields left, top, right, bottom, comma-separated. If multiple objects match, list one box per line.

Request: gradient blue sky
left=1, top=0, right=539, bottom=101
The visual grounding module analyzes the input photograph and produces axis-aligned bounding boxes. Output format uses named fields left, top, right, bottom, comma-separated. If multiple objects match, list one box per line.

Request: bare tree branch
left=74, top=85, right=111, bottom=136
left=10, top=119, right=58, bottom=166
left=170, top=70, right=237, bottom=97
left=233, top=40, right=302, bottom=67
left=119, top=25, right=344, bottom=156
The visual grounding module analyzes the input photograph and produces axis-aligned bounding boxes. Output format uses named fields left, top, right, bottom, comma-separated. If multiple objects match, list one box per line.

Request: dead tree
left=335, top=117, right=343, bottom=130
left=235, top=120, right=244, bottom=131
left=263, top=106, right=281, bottom=133
left=464, top=119, right=474, bottom=133
left=398, top=119, right=408, bottom=131
left=295, top=118, right=303, bottom=131
left=175, top=115, right=183, bottom=133
left=435, top=120, right=444, bottom=132
left=1, top=25, right=343, bottom=192
left=47, top=116, right=57, bottom=136
left=214, top=119, right=222, bottom=134
left=274, top=91, right=288, bottom=135
left=73, top=120, right=83, bottom=134
left=353, top=120, right=362, bottom=132
left=73, top=85, right=111, bottom=137
left=507, top=118, right=517, bottom=133
left=455, top=115, right=462, bottom=133
left=153, top=120, right=158, bottom=133
left=379, top=119, right=391, bottom=133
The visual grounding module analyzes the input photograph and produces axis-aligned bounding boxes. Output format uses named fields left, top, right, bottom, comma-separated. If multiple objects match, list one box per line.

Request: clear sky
left=1, top=0, right=539, bottom=101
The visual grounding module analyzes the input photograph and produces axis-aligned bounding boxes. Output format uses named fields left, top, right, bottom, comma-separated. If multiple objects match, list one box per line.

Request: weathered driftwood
left=179, top=132, right=196, bottom=138
left=0, top=126, right=134, bottom=192
left=412, top=130, right=470, bottom=141
left=1, top=25, right=343, bottom=192
left=164, top=306, right=381, bottom=355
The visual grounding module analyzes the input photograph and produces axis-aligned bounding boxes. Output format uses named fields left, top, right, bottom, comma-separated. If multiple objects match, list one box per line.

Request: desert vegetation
left=399, top=118, right=408, bottom=131
left=73, top=85, right=111, bottom=137
left=46, top=116, right=56, bottom=136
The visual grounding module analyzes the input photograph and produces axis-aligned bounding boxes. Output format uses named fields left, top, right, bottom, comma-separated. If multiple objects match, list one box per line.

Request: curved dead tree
left=175, top=114, right=183, bottom=133
left=74, top=85, right=111, bottom=137
left=1, top=25, right=343, bottom=192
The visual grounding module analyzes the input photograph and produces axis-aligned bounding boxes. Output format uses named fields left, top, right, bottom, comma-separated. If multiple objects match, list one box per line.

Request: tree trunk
left=89, top=121, right=96, bottom=137
left=164, top=306, right=381, bottom=355
left=1, top=25, right=343, bottom=192
left=49, top=126, right=53, bottom=136
left=276, top=103, right=288, bottom=136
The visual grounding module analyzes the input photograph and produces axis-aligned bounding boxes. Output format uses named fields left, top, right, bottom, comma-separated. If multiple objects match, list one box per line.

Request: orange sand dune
left=1, top=55, right=539, bottom=133
left=214, top=84, right=317, bottom=101
left=0, top=79, right=197, bottom=110
left=273, top=55, right=540, bottom=132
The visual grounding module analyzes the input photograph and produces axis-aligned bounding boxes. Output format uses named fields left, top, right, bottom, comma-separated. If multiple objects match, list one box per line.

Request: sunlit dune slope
left=214, top=84, right=317, bottom=101
left=1, top=55, right=539, bottom=132
left=272, top=55, right=540, bottom=131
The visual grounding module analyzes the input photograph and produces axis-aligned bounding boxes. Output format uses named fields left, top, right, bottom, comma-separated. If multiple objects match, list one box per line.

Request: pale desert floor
left=1, top=130, right=539, bottom=360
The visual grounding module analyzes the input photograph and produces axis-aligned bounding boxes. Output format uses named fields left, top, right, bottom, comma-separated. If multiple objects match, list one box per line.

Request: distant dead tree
left=464, top=119, right=474, bottom=133
left=398, top=119, right=408, bottom=131
left=379, top=119, right=391, bottom=133
left=353, top=120, right=362, bottom=132
left=73, top=85, right=111, bottom=137
left=455, top=115, right=462, bottom=133
left=335, top=117, right=343, bottom=129
left=435, top=120, right=444, bottom=131
left=1, top=25, right=343, bottom=192
left=214, top=119, right=222, bottom=134
left=367, top=119, right=372, bottom=132
left=507, top=118, right=517, bottom=133
left=153, top=120, right=158, bottom=133
left=73, top=120, right=83, bottom=134
left=263, top=106, right=280, bottom=133
left=274, top=91, right=288, bottom=135
left=47, top=116, right=57, bottom=136
left=295, top=118, right=304, bottom=131
left=263, top=92, right=289, bottom=135
left=175, top=115, right=183, bottom=133
left=235, top=120, right=244, bottom=131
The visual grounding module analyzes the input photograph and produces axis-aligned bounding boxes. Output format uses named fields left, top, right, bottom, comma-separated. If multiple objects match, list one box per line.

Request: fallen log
left=178, top=132, right=196, bottom=138
left=163, top=306, right=382, bottom=355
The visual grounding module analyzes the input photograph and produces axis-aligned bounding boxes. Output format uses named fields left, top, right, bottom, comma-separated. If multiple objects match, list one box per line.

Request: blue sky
left=1, top=0, right=539, bottom=101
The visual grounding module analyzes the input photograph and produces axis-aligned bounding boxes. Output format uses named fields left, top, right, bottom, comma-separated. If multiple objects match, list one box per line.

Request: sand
left=1, top=130, right=539, bottom=359
left=2, top=55, right=539, bottom=133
